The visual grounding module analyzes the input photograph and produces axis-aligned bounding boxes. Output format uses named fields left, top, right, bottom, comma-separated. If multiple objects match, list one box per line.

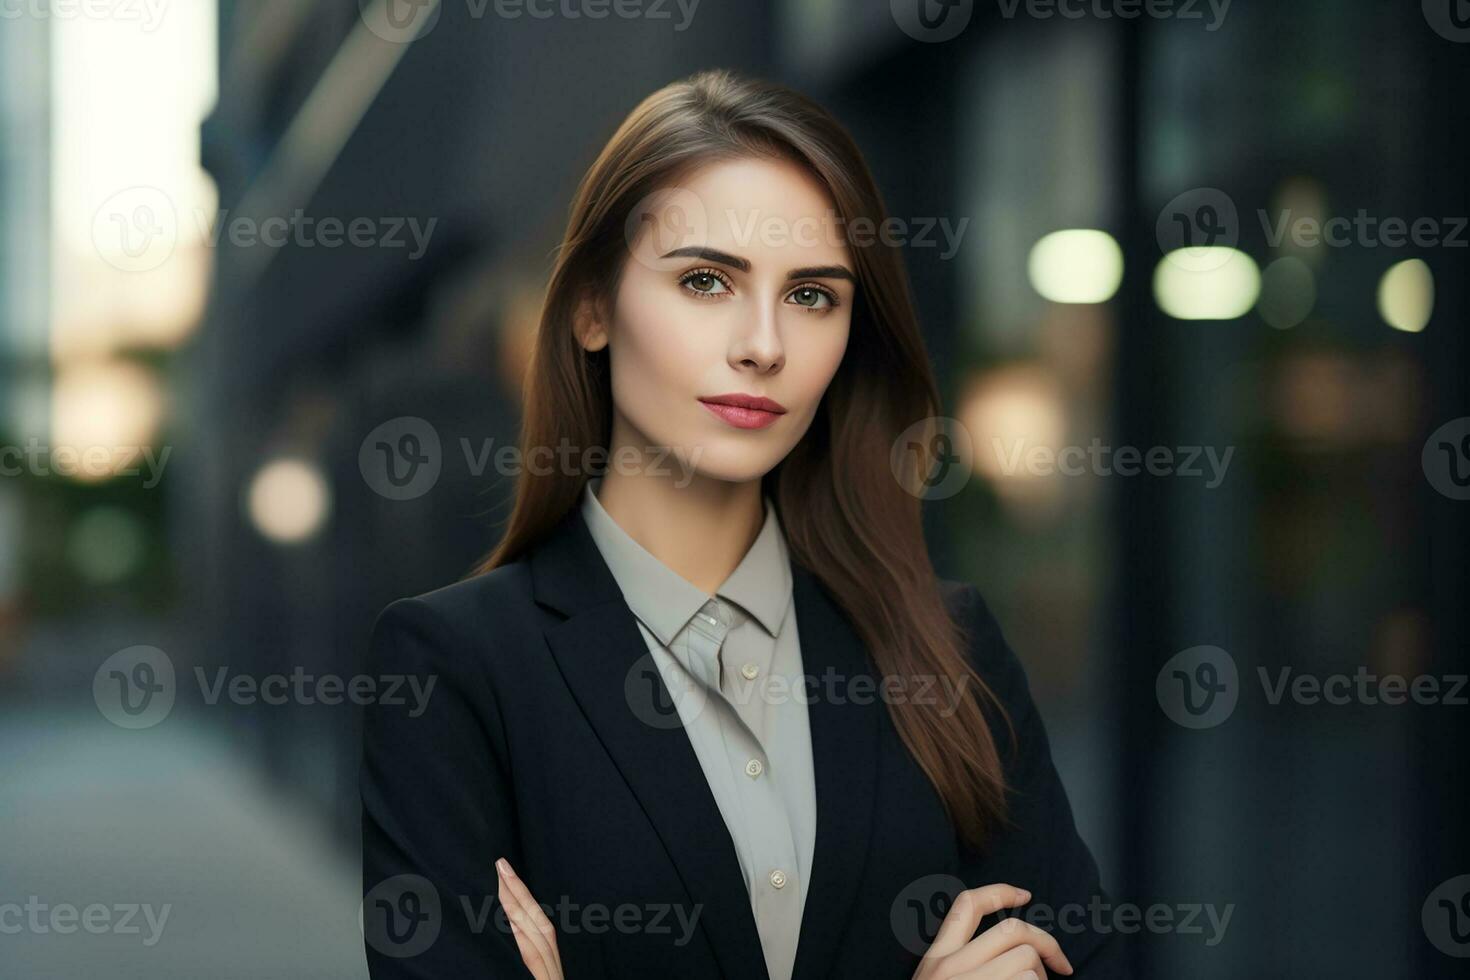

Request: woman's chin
left=673, top=444, right=783, bottom=487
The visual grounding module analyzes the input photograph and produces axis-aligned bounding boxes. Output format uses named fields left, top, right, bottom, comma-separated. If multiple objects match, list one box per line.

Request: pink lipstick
left=698, top=393, right=787, bottom=430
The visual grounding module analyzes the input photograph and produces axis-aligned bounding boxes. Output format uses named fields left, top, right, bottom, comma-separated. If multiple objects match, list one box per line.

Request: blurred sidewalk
left=0, top=703, right=368, bottom=979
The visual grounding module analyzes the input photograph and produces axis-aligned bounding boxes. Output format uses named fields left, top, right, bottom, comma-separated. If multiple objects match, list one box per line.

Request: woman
left=361, top=68, right=1126, bottom=979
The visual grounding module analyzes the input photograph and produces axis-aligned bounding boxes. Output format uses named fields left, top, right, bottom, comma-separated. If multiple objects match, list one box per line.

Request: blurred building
left=2, top=1, right=1466, bottom=977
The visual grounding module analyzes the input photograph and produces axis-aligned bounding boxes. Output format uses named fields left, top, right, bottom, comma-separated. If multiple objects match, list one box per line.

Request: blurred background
left=2, top=0, right=1468, bottom=976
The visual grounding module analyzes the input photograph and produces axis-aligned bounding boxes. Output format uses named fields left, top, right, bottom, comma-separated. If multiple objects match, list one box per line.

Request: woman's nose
left=731, top=304, right=784, bottom=373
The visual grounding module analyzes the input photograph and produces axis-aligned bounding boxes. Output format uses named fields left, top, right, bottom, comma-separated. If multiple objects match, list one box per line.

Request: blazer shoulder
left=386, top=558, right=535, bottom=625
left=368, top=559, right=540, bottom=677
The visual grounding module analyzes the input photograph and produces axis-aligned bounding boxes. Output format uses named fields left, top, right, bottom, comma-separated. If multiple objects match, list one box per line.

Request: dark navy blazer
left=360, top=503, right=1130, bottom=978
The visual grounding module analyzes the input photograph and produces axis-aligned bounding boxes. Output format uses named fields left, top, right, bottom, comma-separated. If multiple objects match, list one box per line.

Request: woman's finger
left=946, top=914, right=1072, bottom=977
left=498, top=859, right=560, bottom=951
left=498, top=864, right=553, bottom=978
left=497, top=858, right=560, bottom=978
left=922, top=884, right=1032, bottom=961
left=950, top=940, right=1048, bottom=979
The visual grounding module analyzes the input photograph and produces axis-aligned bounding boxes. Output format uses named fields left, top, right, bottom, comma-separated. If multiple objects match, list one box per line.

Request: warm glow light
left=1154, top=249, right=1261, bottom=320
left=51, top=3, right=218, bottom=357
left=958, top=365, right=1068, bottom=483
left=51, top=360, right=165, bottom=481
left=1027, top=230, right=1124, bottom=304
left=1377, top=259, right=1434, bottom=334
left=247, top=458, right=331, bottom=545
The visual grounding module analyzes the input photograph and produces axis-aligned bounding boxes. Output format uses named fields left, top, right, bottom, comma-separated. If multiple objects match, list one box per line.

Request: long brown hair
left=474, top=68, right=1012, bottom=855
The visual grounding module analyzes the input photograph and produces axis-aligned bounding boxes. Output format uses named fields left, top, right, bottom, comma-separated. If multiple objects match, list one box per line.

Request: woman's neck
left=593, top=466, right=765, bottom=596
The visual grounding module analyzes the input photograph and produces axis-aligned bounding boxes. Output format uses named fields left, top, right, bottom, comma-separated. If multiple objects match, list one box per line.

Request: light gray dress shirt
left=579, top=476, right=817, bottom=980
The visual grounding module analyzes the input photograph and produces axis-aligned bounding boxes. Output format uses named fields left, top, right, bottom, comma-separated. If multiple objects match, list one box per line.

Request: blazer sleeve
left=957, top=584, right=1133, bottom=978
left=360, top=596, right=531, bottom=978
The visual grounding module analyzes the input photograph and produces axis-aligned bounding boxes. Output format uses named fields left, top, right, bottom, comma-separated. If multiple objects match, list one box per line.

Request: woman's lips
left=699, top=400, right=783, bottom=430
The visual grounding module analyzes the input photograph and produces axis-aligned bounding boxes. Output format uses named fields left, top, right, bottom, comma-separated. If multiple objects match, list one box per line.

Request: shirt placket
left=687, top=596, right=803, bottom=979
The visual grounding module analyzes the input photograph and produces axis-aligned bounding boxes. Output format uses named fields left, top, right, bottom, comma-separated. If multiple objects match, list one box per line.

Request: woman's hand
left=911, top=883, right=1074, bottom=980
left=496, top=857, right=564, bottom=980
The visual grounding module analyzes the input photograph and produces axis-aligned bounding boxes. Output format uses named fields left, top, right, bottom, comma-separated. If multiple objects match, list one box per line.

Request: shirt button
left=744, top=758, right=763, bottom=778
left=769, top=869, right=788, bottom=889
left=740, top=662, right=759, bottom=680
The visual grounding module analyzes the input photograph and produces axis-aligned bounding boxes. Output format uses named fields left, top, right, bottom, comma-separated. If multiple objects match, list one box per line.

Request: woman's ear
left=573, top=292, right=609, bottom=352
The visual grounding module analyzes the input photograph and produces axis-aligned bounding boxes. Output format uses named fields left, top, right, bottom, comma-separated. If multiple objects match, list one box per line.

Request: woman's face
left=580, top=155, right=855, bottom=485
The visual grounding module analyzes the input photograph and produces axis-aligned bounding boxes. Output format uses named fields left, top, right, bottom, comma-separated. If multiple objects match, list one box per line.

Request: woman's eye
left=787, top=285, right=836, bottom=311
left=679, top=270, right=730, bottom=297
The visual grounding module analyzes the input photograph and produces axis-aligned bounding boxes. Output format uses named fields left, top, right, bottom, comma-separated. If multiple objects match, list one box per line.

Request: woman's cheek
left=610, top=318, right=705, bottom=446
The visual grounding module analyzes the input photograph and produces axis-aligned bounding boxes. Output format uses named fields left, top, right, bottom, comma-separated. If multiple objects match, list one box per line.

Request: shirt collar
left=579, top=477, right=792, bottom=645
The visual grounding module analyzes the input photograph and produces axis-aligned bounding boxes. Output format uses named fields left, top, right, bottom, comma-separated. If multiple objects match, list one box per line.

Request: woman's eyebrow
left=660, top=245, right=855, bottom=282
left=661, top=245, right=751, bottom=271
left=786, top=264, right=855, bottom=283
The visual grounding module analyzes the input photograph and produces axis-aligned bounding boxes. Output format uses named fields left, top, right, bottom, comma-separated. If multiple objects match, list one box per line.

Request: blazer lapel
left=788, top=563, right=880, bottom=980
left=528, top=504, right=881, bottom=980
left=531, top=505, right=770, bottom=980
